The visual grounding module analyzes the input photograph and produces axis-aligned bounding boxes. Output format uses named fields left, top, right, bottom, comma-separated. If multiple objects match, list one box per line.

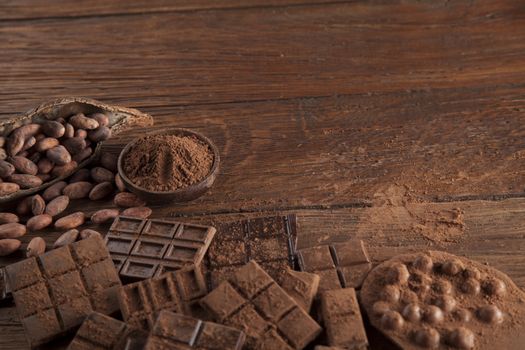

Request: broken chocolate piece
left=279, top=268, right=320, bottom=312
left=105, top=216, right=216, bottom=281
left=143, top=310, right=245, bottom=350
left=118, top=265, right=207, bottom=331
left=297, top=240, right=371, bottom=291
left=320, top=288, right=369, bottom=349
left=67, top=312, right=147, bottom=350
left=203, top=215, right=297, bottom=289
left=5, top=236, right=121, bottom=348
left=200, top=260, right=321, bottom=350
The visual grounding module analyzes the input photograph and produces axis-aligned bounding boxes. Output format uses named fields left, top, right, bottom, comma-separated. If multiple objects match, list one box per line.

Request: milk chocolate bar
left=204, top=215, right=297, bottom=289
left=200, top=261, right=321, bottom=350
left=143, top=310, right=246, bottom=350
left=320, top=288, right=369, bottom=349
left=118, top=265, right=207, bottom=331
left=67, top=312, right=147, bottom=350
left=105, top=216, right=216, bottom=281
left=297, top=240, right=371, bottom=291
left=5, top=236, right=121, bottom=348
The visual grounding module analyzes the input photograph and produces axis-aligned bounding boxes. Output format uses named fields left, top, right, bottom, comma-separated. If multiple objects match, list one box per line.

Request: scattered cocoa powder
left=122, top=134, right=213, bottom=192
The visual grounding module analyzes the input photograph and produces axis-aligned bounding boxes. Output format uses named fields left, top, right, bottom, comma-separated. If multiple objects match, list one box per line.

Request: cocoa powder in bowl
left=121, top=134, right=214, bottom=192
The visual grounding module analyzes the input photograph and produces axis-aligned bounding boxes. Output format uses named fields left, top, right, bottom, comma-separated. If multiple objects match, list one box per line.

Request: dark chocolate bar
left=105, top=216, right=216, bottom=281
left=320, top=288, right=369, bottom=349
left=118, top=265, right=207, bottom=331
left=67, top=312, right=147, bottom=350
left=5, top=236, right=121, bottom=348
left=143, top=310, right=245, bottom=350
left=279, top=269, right=320, bottom=312
left=203, top=215, right=297, bottom=289
left=200, top=261, right=321, bottom=350
left=297, top=240, right=371, bottom=291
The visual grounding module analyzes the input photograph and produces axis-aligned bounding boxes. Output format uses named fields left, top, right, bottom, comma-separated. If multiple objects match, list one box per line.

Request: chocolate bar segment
left=5, top=236, right=121, bottom=348
left=118, top=265, right=207, bottom=331
left=320, top=288, right=369, bottom=349
left=200, top=261, right=321, bottom=350
left=67, top=312, right=147, bottom=350
left=204, top=215, right=297, bottom=289
left=105, top=216, right=216, bottom=281
left=297, top=240, right=371, bottom=291
left=143, top=310, right=245, bottom=350
left=279, top=269, right=320, bottom=312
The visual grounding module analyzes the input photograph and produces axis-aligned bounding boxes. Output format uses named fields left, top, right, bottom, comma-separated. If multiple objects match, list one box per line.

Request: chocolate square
left=279, top=269, right=320, bottom=312
left=5, top=236, right=121, bottom=348
left=200, top=261, right=321, bottom=350
left=105, top=216, right=216, bottom=281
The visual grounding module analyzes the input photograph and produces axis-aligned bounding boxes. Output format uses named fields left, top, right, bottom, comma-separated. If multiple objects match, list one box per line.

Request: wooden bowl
left=117, top=128, right=220, bottom=204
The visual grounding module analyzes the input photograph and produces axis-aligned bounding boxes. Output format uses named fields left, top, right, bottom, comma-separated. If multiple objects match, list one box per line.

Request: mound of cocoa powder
left=122, top=134, right=213, bottom=192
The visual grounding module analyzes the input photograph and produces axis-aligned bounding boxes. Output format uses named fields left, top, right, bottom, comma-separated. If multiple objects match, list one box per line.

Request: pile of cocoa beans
left=0, top=112, right=111, bottom=196
left=0, top=150, right=152, bottom=257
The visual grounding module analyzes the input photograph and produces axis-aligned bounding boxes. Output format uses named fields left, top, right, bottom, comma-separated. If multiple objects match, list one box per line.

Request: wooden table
left=1, top=1, right=525, bottom=348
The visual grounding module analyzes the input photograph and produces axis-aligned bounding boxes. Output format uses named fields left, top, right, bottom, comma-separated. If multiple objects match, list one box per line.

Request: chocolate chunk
left=203, top=215, right=297, bottom=289
left=67, top=312, right=147, bottom=350
left=320, top=288, right=369, bottom=349
left=105, top=216, right=216, bottom=281
left=143, top=310, right=245, bottom=350
left=279, top=268, right=320, bottom=312
left=200, top=261, right=321, bottom=350
left=5, top=236, right=121, bottom=348
left=118, top=265, right=207, bottom=331
left=297, top=240, right=371, bottom=291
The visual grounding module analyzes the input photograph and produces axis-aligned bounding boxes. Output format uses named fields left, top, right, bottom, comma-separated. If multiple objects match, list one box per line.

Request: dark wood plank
left=0, top=1, right=524, bottom=113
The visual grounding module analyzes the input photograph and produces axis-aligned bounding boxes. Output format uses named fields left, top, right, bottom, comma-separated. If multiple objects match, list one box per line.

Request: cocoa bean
left=51, top=161, right=78, bottom=177
left=91, top=208, right=119, bottom=224
left=62, top=137, right=86, bottom=155
left=80, top=229, right=102, bottom=240
left=8, top=174, right=43, bottom=188
left=53, top=229, right=79, bottom=248
left=100, top=152, right=118, bottom=172
left=55, top=212, right=85, bottom=230
left=45, top=195, right=69, bottom=217
left=16, top=196, right=32, bottom=215
left=35, top=133, right=45, bottom=141
left=34, top=137, right=59, bottom=152
left=0, top=213, right=19, bottom=224
left=9, top=156, right=38, bottom=175
left=72, top=147, right=93, bottom=163
left=114, top=174, right=126, bottom=192
left=90, top=113, right=109, bottom=127
left=42, top=181, right=67, bottom=201
left=69, top=168, right=91, bottom=183
left=0, top=182, right=19, bottom=196
left=0, top=149, right=7, bottom=161
left=0, top=223, right=26, bottom=238
left=0, top=137, right=5, bottom=148
left=69, top=114, right=99, bottom=130
left=0, top=239, right=21, bottom=256
left=64, top=123, right=75, bottom=138
left=63, top=181, right=93, bottom=199
left=88, top=126, right=111, bottom=142
left=114, top=192, right=145, bottom=208
left=37, top=174, right=52, bottom=182
left=28, top=151, right=41, bottom=164
left=7, top=124, right=41, bottom=156
left=42, top=120, right=65, bottom=138
left=89, top=182, right=113, bottom=201
left=122, top=206, right=152, bottom=219
left=26, top=214, right=53, bottom=231
left=26, top=237, right=46, bottom=257
left=74, top=129, right=87, bottom=139
left=0, top=160, right=15, bottom=178
left=20, top=136, right=36, bottom=152
left=91, top=167, right=114, bottom=183
left=18, top=151, right=28, bottom=158
left=46, top=145, right=71, bottom=165
left=31, top=194, right=46, bottom=215
left=37, top=158, right=54, bottom=174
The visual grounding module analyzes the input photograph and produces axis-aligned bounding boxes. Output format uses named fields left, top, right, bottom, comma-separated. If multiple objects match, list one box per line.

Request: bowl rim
left=117, top=127, right=220, bottom=195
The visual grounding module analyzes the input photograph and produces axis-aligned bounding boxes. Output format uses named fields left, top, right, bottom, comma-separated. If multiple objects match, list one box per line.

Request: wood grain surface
left=1, top=0, right=525, bottom=349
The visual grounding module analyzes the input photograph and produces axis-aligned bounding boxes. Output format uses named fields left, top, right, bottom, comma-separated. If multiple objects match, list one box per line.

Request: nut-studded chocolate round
left=360, top=251, right=525, bottom=350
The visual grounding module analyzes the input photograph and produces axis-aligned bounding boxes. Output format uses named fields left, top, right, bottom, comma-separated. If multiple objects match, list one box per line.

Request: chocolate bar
left=297, top=240, right=371, bottom=291
left=200, top=261, right=321, bottom=350
left=203, top=215, right=297, bottom=289
left=5, top=236, right=121, bottom=348
left=320, top=288, right=369, bottom=349
left=143, top=310, right=246, bottom=350
left=105, top=216, right=216, bottom=281
left=118, top=265, right=207, bottom=331
left=279, top=268, right=319, bottom=312
left=67, top=312, right=147, bottom=350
